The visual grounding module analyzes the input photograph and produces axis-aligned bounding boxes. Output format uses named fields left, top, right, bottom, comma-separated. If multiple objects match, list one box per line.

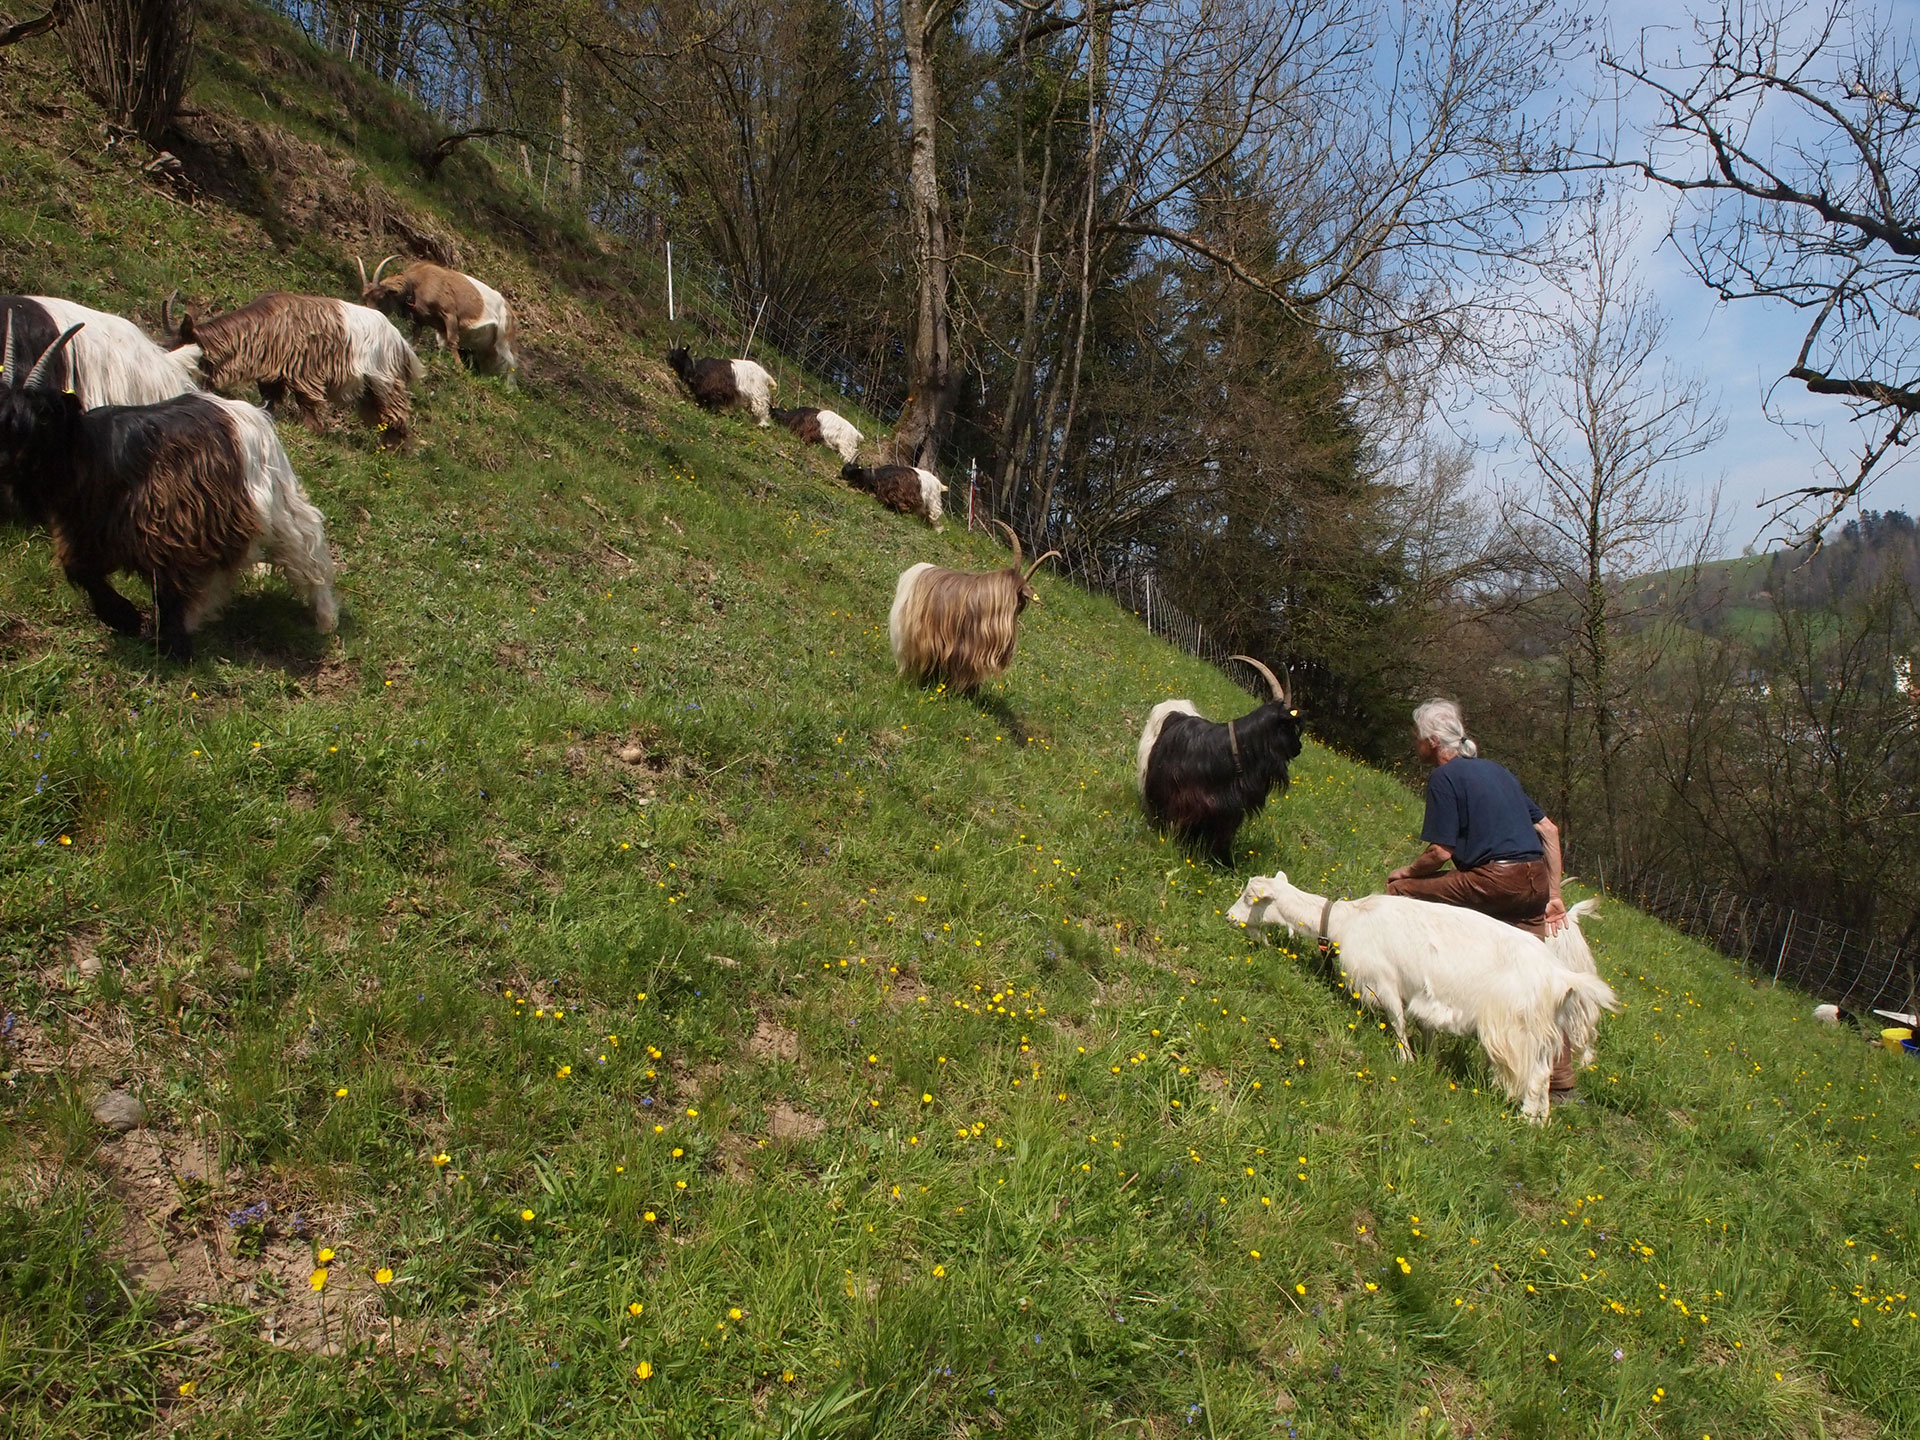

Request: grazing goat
left=0, top=320, right=338, bottom=661
left=666, top=345, right=776, bottom=426
left=1, top=296, right=200, bottom=408
left=773, top=405, right=863, bottom=464
left=1227, top=872, right=1618, bottom=1124
left=842, top=461, right=945, bottom=529
left=358, top=255, right=517, bottom=376
left=889, top=521, right=1059, bottom=695
left=165, top=291, right=423, bottom=443
left=1136, top=655, right=1304, bottom=863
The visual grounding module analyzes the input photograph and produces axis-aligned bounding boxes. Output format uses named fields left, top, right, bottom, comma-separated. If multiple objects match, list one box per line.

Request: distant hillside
left=1620, top=511, right=1918, bottom=642
left=3, top=7, right=1918, bottom=1439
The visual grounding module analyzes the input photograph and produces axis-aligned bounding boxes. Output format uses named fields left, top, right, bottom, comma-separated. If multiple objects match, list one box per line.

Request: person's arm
left=1535, top=815, right=1565, bottom=930
left=1389, top=843, right=1453, bottom=883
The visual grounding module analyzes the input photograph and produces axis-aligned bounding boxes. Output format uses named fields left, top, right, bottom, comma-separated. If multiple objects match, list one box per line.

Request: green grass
left=3, top=7, right=1918, bottom=1436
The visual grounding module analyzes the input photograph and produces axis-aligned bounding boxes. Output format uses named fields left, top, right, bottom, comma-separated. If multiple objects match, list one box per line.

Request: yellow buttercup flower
left=521, top=1209, right=536, bottom=1222
left=629, top=1302, right=643, bottom=1315
left=310, top=1268, right=329, bottom=1292
left=375, top=1267, right=394, bottom=1285
left=635, top=1361, right=653, bottom=1380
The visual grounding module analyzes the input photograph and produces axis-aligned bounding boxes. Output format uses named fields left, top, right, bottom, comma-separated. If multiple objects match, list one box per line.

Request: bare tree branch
left=0, top=0, right=66, bottom=48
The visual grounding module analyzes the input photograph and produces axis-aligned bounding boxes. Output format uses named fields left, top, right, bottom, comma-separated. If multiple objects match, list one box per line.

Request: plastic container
left=1882, top=1027, right=1914, bottom=1054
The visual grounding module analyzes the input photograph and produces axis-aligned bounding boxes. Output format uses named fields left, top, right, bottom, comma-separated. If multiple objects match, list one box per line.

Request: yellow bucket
left=1882, top=1027, right=1915, bottom=1054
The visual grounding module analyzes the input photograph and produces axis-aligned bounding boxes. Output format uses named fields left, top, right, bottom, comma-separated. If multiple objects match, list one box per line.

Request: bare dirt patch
left=746, top=1016, right=800, bottom=1064
left=768, top=1102, right=825, bottom=1142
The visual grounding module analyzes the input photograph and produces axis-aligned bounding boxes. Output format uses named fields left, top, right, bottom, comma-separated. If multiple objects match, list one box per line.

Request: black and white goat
left=1, top=296, right=201, bottom=408
left=842, top=462, right=945, bottom=529
left=666, top=346, right=776, bottom=426
left=0, top=321, right=338, bottom=661
left=1136, top=656, right=1303, bottom=863
left=773, top=406, right=863, bottom=464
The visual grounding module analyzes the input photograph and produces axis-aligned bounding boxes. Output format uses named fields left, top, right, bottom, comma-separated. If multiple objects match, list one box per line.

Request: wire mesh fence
left=1567, top=844, right=1918, bottom=1019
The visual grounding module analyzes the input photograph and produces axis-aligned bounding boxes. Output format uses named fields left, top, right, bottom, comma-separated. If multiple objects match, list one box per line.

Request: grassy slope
left=2, top=8, right=1917, bottom=1438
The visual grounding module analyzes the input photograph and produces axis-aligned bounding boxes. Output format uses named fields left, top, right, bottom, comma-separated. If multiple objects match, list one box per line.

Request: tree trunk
left=1585, top=500, right=1619, bottom=857
left=1039, top=10, right=1107, bottom=541
left=559, top=69, right=581, bottom=199
left=889, top=0, right=957, bottom=466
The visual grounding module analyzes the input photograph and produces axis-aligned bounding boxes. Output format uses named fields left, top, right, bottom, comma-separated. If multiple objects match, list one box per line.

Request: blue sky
left=1462, top=0, right=1920, bottom=556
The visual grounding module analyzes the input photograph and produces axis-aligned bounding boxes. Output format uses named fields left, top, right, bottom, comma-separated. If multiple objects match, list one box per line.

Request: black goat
left=1136, top=656, right=1303, bottom=863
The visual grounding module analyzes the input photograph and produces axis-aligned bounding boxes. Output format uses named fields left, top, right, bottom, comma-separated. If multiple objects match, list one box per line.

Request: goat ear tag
left=1289, top=709, right=1299, bottom=717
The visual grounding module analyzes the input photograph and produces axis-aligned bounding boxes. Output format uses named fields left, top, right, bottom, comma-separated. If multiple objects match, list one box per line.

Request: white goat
left=7, top=296, right=201, bottom=407
left=1227, top=873, right=1618, bottom=1124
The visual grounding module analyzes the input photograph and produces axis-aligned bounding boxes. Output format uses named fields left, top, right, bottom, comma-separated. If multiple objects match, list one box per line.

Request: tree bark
left=889, top=0, right=958, bottom=466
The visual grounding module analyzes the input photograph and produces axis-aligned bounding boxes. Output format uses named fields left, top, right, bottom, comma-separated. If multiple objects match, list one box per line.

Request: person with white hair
left=1388, top=698, right=1577, bottom=1095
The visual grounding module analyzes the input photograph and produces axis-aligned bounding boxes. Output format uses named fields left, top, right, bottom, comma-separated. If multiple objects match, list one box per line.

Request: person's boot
left=1548, top=1037, right=1579, bottom=1101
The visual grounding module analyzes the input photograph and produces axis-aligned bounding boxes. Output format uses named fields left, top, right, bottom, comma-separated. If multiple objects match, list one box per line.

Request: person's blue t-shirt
left=1421, top=757, right=1546, bottom=869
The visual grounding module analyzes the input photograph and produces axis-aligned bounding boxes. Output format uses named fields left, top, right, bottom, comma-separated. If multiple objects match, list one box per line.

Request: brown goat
left=358, top=255, right=517, bottom=376
left=165, top=291, right=423, bottom=443
left=887, top=522, right=1059, bottom=694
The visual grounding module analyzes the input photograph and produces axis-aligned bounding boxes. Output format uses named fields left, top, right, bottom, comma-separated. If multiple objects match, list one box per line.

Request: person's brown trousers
left=1386, top=859, right=1576, bottom=1092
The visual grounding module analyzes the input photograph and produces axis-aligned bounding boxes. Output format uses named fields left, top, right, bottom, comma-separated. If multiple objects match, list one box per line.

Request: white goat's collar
left=1317, top=896, right=1335, bottom=954
left=1227, top=718, right=1243, bottom=776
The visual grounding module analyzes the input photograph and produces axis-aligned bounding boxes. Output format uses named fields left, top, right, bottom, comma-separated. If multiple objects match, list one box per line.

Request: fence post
left=1772, top=911, right=1796, bottom=985
left=968, top=459, right=976, bottom=532
left=666, top=241, right=675, bottom=324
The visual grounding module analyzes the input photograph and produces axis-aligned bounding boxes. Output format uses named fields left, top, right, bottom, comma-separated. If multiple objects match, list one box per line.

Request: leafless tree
left=1494, top=199, right=1725, bottom=854
left=58, top=0, right=195, bottom=142
left=1591, top=0, right=1920, bottom=538
left=1095, top=0, right=1580, bottom=378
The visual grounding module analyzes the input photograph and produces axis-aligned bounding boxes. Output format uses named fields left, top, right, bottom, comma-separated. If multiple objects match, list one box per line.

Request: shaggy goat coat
left=889, top=527, right=1056, bottom=694
left=169, top=292, right=423, bottom=440
left=842, top=462, right=945, bottom=528
left=0, top=323, right=337, bottom=661
left=1136, top=657, right=1303, bottom=862
left=360, top=257, right=517, bottom=375
left=3, top=296, right=200, bottom=408
left=772, top=405, right=863, bottom=463
left=666, top=347, right=776, bottom=426
left=1227, top=872, right=1618, bottom=1124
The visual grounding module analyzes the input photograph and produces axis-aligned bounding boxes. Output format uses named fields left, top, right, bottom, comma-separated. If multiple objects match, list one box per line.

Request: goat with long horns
left=1136, top=656, right=1304, bottom=863
left=888, top=521, right=1059, bottom=695
left=358, top=254, right=517, bottom=376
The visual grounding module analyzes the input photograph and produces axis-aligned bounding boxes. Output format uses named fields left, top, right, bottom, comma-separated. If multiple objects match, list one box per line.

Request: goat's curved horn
left=1, top=311, right=20, bottom=387
left=162, top=290, right=179, bottom=336
left=993, top=519, right=1022, bottom=567
left=24, top=324, right=83, bottom=391
left=356, top=256, right=368, bottom=288
left=371, top=254, right=402, bottom=284
left=1231, top=655, right=1288, bottom=704
left=1023, top=550, right=1061, bottom=584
